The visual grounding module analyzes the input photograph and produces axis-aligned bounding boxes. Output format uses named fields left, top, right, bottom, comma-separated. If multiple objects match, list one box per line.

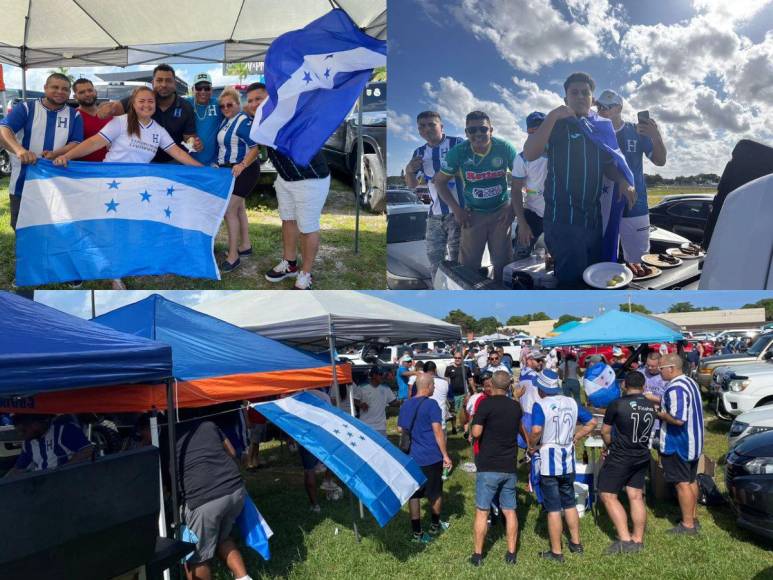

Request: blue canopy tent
left=548, top=320, right=584, bottom=336
left=542, top=311, right=684, bottom=347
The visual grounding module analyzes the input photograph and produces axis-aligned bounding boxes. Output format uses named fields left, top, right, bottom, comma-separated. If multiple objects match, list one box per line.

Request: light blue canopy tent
left=542, top=311, right=683, bottom=347
left=550, top=320, right=583, bottom=335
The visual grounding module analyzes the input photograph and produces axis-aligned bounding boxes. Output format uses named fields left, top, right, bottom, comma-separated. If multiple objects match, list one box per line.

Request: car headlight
left=730, top=379, right=750, bottom=392
left=747, top=426, right=773, bottom=436
left=745, top=457, right=773, bottom=475
left=699, top=366, right=711, bottom=374
left=729, top=421, right=749, bottom=436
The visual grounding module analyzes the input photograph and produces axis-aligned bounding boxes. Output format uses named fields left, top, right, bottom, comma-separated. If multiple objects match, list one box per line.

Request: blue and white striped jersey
left=533, top=394, right=593, bottom=476
left=217, top=112, right=256, bottom=165
left=411, top=135, right=464, bottom=216
left=660, top=374, right=704, bottom=461
left=0, top=99, right=83, bottom=196
left=15, top=421, right=91, bottom=472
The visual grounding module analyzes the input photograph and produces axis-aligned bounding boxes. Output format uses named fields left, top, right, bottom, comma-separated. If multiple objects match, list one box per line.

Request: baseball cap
left=527, top=351, right=546, bottom=361
left=596, top=89, right=623, bottom=108
left=193, top=72, right=212, bottom=86
left=588, top=354, right=605, bottom=364
left=526, top=111, right=546, bottom=129
left=612, top=347, right=624, bottom=357
left=536, top=369, right=561, bottom=394
left=400, top=354, right=413, bottom=363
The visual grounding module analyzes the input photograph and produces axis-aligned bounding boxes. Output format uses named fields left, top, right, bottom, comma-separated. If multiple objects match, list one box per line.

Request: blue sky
left=34, top=290, right=772, bottom=322
left=388, top=0, right=773, bottom=178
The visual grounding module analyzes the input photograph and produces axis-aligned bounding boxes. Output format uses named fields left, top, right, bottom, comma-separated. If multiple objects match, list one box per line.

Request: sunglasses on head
left=194, top=86, right=212, bottom=92
left=466, top=126, right=490, bottom=134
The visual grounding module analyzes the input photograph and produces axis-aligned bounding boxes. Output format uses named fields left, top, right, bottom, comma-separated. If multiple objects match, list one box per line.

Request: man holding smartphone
left=596, top=90, right=667, bottom=266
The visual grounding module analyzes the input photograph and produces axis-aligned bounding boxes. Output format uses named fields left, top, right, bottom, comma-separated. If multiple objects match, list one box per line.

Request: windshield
left=361, top=82, right=386, bottom=112
left=747, top=334, right=772, bottom=356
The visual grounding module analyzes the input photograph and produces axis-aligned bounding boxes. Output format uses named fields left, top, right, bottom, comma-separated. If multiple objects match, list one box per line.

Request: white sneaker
left=265, top=259, right=298, bottom=282
left=294, top=271, right=313, bottom=290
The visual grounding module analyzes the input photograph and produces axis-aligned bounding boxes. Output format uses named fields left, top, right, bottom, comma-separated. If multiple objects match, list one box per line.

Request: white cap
left=596, top=89, right=623, bottom=107
left=192, top=72, right=212, bottom=86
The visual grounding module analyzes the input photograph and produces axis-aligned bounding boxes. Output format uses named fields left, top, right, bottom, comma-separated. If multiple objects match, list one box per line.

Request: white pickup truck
left=715, top=358, right=773, bottom=419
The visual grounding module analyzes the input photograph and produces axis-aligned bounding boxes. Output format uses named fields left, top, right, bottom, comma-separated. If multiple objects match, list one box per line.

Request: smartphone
left=637, top=110, right=650, bottom=124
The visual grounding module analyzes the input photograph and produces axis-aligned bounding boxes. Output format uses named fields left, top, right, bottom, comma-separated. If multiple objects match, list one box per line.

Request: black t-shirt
left=472, top=395, right=523, bottom=473
left=444, top=364, right=467, bottom=396
left=267, top=147, right=330, bottom=181
left=603, top=394, right=657, bottom=462
left=120, top=94, right=196, bottom=162
left=175, top=420, right=243, bottom=509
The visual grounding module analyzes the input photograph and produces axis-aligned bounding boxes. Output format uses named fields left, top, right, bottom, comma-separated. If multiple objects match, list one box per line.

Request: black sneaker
left=220, top=258, right=241, bottom=273
left=667, top=522, right=698, bottom=535
left=469, top=553, right=482, bottom=567
left=604, top=540, right=638, bottom=555
left=568, top=541, right=584, bottom=554
left=504, top=552, right=517, bottom=565
left=539, top=551, right=565, bottom=563
left=265, top=258, right=298, bottom=282
left=238, top=246, right=253, bottom=257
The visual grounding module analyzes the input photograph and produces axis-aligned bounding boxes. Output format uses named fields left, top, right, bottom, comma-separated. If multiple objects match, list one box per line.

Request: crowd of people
left=405, top=71, right=668, bottom=288
left=0, top=65, right=333, bottom=289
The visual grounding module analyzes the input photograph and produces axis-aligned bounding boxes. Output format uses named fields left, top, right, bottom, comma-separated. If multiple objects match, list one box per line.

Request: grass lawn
left=647, top=185, right=716, bottom=208
left=213, top=403, right=773, bottom=579
left=0, top=175, right=386, bottom=290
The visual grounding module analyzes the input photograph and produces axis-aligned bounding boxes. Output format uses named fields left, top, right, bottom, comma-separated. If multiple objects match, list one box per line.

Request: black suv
left=322, top=81, right=386, bottom=213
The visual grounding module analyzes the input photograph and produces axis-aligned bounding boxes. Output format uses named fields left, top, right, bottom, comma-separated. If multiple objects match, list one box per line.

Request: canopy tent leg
left=353, top=91, right=363, bottom=254
left=166, top=378, right=180, bottom=534
left=328, top=333, right=361, bottom=542
left=150, top=413, right=172, bottom=580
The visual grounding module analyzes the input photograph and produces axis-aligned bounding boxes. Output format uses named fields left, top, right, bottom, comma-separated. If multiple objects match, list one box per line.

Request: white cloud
left=387, top=110, right=416, bottom=142
left=692, top=0, right=773, bottom=25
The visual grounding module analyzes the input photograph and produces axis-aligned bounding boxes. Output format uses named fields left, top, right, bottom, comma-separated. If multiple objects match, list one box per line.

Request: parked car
left=0, top=147, right=10, bottom=177
left=729, top=406, right=773, bottom=450
left=698, top=331, right=773, bottom=389
left=714, top=329, right=762, bottom=343
left=648, top=193, right=715, bottom=244
left=410, top=341, right=449, bottom=355
left=577, top=345, right=633, bottom=368
left=322, top=81, right=386, bottom=213
left=725, top=429, right=773, bottom=540
left=715, top=358, right=773, bottom=418
left=386, top=190, right=432, bottom=290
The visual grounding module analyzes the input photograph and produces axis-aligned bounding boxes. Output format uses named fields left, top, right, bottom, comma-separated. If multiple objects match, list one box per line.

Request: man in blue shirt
left=657, top=353, right=704, bottom=535
left=596, top=90, right=667, bottom=265
left=186, top=72, right=223, bottom=166
left=397, top=373, right=452, bottom=544
left=396, top=355, right=415, bottom=400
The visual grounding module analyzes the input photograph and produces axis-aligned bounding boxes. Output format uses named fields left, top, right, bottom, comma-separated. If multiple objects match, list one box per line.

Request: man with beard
left=97, top=64, right=199, bottom=162
left=73, top=78, right=111, bottom=161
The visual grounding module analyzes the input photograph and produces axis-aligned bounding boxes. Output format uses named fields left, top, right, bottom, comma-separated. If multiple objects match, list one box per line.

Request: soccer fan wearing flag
left=215, top=87, right=260, bottom=274
left=0, top=73, right=83, bottom=231
left=436, top=111, right=517, bottom=283
left=529, top=369, right=597, bottom=563
left=470, top=370, right=524, bottom=567
left=512, top=112, right=548, bottom=258
left=398, top=373, right=453, bottom=544
left=657, top=353, right=704, bottom=535
left=598, top=371, right=657, bottom=555
left=522, top=72, right=636, bottom=288
left=405, top=111, right=464, bottom=282
left=596, top=89, right=666, bottom=268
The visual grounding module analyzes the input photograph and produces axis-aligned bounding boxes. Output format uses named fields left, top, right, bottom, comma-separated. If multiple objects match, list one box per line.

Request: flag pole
left=354, top=90, right=363, bottom=254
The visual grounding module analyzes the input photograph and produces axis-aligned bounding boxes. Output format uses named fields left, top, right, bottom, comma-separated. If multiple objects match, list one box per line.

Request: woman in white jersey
left=215, top=88, right=260, bottom=273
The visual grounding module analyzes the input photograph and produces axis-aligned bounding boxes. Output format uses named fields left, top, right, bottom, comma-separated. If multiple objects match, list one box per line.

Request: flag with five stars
left=250, top=9, right=387, bottom=167
left=253, top=391, right=426, bottom=527
left=14, top=159, right=233, bottom=286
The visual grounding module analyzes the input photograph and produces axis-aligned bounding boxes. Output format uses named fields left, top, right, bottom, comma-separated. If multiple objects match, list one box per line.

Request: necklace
left=195, top=102, right=211, bottom=122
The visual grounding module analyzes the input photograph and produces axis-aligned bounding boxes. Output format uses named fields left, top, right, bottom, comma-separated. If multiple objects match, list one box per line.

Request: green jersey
left=440, top=136, right=517, bottom=212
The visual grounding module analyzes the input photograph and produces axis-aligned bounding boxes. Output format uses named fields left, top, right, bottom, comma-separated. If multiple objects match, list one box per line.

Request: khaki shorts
left=459, top=208, right=513, bottom=282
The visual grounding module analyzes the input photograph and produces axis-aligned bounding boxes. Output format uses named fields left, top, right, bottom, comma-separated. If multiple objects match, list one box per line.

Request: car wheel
left=359, top=153, right=385, bottom=213
left=0, top=149, right=11, bottom=177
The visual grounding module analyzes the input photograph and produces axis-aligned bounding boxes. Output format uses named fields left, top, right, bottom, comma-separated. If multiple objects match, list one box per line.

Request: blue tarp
left=542, top=310, right=684, bottom=347
left=0, top=291, right=172, bottom=396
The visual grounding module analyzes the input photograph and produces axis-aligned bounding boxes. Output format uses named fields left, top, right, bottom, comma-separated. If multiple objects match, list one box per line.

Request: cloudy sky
left=387, top=0, right=773, bottom=178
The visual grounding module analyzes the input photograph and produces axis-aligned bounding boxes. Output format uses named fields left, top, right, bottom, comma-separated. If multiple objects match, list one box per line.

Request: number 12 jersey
left=603, top=393, right=657, bottom=462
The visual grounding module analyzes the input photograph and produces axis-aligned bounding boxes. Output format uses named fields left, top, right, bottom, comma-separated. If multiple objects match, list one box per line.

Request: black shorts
left=597, top=456, right=650, bottom=493
left=411, top=462, right=443, bottom=501
left=661, top=453, right=699, bottom=484
left=221, top=161, right=260, bottom=198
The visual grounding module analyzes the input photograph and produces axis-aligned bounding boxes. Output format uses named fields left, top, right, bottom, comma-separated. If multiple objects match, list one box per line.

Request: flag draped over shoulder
left=253, top=392, right=426, bottom=527
left=250, top=9, right=387, bottom=167
left=14, top=160, right=233, bottom=286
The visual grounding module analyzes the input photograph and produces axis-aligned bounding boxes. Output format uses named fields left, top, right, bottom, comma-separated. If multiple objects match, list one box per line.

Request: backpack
left=697, top=473, right=725, bottom=507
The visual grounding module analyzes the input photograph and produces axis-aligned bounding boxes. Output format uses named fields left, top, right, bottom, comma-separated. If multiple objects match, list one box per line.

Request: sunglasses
left=596, top=103, right=617, bottom=111
left=466, top=126, right=490, bottom=134
left=220, top=103, right=237, bottom=109
left=194, top=86, right=212, bottom=92
left=453, top=357, right=462, bottom=360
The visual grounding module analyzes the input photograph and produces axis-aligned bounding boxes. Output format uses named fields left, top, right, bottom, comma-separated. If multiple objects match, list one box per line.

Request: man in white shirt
left=512, top=112, right=548, bottom=258
left=353, top=367, right=398, bottom=437
left=424, top=361, right=451, bottom=431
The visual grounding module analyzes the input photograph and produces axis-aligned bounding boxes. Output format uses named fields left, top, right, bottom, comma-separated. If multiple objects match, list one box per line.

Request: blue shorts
left=541, top=473, right=576, bottom=513
left=299, top=445, right=319, bottom=471
left=475, top=471, right=517, bottom=511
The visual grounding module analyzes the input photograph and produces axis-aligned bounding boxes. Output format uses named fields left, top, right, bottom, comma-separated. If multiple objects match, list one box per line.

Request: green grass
left=213, top=403, right=773, bottom=579
left=647, top=185, right=716, bottom=208
left=0, top=176, right=385, bottom=289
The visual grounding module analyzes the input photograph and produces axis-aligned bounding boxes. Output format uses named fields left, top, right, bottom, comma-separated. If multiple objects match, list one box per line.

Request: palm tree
left=226, top=63, right=251, bottom=84
left=371, top=66, right=386, bottom=82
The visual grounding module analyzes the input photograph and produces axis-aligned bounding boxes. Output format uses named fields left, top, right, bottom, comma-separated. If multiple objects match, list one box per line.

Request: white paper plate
left=583, top=262, right=633, bottom=289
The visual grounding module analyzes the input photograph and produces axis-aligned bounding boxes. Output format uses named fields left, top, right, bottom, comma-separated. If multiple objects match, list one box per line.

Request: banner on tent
left=15, top=159, right=233, bottom=286
left=253, top=392, right=426, bottom=527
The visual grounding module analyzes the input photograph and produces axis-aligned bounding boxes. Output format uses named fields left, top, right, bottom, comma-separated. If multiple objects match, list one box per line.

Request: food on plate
left=627, top=263, right=644, bottom=277
left=657, top=253, right=679, bottom=265
left=606, top=274, right=625, bottom=287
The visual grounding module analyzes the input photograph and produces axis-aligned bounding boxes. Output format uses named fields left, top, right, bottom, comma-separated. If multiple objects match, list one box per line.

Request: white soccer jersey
left=100, top=115, right=175, bottom=164
left=512, top=152, right=547, bottom=217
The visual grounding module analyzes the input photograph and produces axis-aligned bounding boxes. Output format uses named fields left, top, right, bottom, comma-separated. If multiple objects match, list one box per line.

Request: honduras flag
left=583, top=362, right=620, bottom=408
left=253, top=392, right=426, bottom=527
left=250, top=9, right=387, bottom=167
left=236, top=495, right=273, bottom=560
left=576, top=112, right=634, bottom=262
left=15, top=159, right=233, bottom=286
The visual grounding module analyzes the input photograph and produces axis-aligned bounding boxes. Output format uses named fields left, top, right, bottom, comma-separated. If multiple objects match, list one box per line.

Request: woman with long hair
left=215, top=87, right=260, bottom=273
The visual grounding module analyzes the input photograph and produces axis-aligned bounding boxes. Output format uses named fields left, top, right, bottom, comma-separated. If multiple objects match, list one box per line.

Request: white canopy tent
left=194, top=290, right=463, bottom=349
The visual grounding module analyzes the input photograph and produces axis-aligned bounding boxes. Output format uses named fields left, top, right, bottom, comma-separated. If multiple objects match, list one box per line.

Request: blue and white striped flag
left=250, top=9, right=387, bottom=167
left=15, top=159, right=233, bottom=286
left=253, top=392, right=426, bottom=527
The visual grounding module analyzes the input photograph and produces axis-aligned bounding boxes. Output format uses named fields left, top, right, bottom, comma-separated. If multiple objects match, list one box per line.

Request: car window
left=387, top=190, right=419, bottom=204
left=666, top=200, right=708, bottom=219
left=387, top=210, right=427, bottom=244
